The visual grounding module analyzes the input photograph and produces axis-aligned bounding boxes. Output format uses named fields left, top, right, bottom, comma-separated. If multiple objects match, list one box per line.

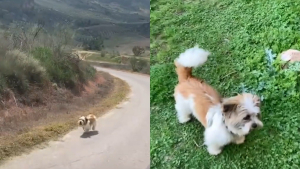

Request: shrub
left=111, top=57, right=121, bottom=63
left=129, top=56, right=149, bottom=73
left=82, top=36, right=104, bottom=51
left=0, top=74, right=7, bottom=95
left=31, top=47, right=96, bottom=91
left=132, top=46, right=145, bottom=56
left=0, top=24, right=97, bottom=98
left=100, top=51, right=106, bottom=57
left=0, top=50, right=48, bottom=94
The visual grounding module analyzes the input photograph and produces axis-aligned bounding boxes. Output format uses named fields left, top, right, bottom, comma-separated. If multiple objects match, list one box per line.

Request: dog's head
left=78, top=116, right=88, bottom=126
left=222, top=93, right=263, bottom=136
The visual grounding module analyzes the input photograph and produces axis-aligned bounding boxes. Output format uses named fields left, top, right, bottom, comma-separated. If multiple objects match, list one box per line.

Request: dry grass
left=104, top=36, right=150, bottom=56
left=0, top=74, right=130, bottom=163
left=87, top=60, right=132, bottom=71
left=86, top=61, right=147, bottom=74
left=86, top=53, right=121, bottom=63
left=86, top=59, right=150, bottom=75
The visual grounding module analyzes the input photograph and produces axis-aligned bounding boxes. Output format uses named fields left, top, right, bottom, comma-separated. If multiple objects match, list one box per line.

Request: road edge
left=0, top=73, right=130, bottom=164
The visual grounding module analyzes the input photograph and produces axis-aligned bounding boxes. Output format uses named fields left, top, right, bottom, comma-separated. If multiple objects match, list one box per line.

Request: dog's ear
left=223, top=103, right=237, bottom=113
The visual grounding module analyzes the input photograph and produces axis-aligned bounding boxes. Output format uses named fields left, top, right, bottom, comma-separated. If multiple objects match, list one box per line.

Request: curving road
left=0, top=67, right=150, bottom=169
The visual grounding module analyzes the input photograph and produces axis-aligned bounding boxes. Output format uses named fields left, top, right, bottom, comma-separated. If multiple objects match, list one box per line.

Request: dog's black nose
left=252, top=123, right=257, bottom=128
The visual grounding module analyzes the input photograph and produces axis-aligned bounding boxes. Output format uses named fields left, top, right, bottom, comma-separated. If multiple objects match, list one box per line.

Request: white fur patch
left=204, top=107, right=233, bottom=155
left=243, top=97, right=260, bottom=114
left=206, top=104, right=222, bottom=127
left=175, top=93, right=192, bottom=123
left=281, top=53, right=291, bottom=61
left=175, top=45, right=211, bottom=68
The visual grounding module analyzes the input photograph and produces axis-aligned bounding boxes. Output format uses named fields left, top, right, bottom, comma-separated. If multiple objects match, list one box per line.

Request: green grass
left=150, top=0, right=300, bottom=168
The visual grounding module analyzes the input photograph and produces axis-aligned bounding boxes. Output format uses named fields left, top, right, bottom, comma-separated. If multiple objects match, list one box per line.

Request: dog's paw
left=178, top=116, right=191, bottom=124
left=234, top=136, right=245, bottom=144
left=207, top=146, right=222, bottom=155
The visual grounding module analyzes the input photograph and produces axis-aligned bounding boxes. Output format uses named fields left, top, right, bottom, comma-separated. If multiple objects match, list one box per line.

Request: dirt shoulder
left=0, top=71, right=130, bottom=163
left=86, top=60, right=150, bottom=75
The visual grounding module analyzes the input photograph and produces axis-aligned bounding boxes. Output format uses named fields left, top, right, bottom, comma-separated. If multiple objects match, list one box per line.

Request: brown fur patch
left=174, top=62, right=221, bottom=127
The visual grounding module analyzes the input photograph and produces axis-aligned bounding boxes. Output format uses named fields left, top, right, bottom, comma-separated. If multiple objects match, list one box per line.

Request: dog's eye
left=243, top=115, right=251, bottom=120
left=257, top=113, right=261, bottom=119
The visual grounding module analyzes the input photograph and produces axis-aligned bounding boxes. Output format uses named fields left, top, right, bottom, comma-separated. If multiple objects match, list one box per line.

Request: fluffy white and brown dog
left=174, top=45, right=263, bottom=155
left=78, top=114, right=97, bottom=132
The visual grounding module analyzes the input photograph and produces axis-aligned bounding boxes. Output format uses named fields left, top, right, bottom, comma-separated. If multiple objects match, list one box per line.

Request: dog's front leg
left=83, top=126, right=90, bottom=132
left=205, top=137, right=223, bottom=155
left=233, top=136, right=245, bottom=144
left=207, top=145, right=222, bottom=155
left=204, top=129, right=224, bottom=155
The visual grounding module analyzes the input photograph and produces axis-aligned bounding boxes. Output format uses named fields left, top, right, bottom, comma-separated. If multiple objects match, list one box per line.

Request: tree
left=132, top=46, right=145, bottom=56
left=82, top=36, right=104, bottom=51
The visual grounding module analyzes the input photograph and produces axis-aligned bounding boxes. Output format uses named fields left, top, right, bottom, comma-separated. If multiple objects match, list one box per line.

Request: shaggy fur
left=173, top=45, right=263, bottom=155
left=78, top=114, right=97, bottom=132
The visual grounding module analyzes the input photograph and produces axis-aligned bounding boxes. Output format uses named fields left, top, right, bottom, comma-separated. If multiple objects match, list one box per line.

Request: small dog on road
left=78, top=114, right=97, bottom=132
left=173, top=45, right=263, bottom=155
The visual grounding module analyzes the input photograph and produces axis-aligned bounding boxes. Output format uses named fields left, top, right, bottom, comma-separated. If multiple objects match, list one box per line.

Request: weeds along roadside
left=0, top=23, right=97, bottom=103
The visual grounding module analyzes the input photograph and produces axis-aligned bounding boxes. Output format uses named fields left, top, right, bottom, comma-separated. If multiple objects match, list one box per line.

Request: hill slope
left=0, top=0, right=149, bottom=40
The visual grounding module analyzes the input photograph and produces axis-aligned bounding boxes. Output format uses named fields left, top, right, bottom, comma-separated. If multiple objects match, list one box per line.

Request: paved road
left=0, top=67, right=150, bottom=169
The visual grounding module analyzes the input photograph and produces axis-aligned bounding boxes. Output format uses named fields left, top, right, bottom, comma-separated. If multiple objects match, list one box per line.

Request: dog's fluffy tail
left=174, top=45, right=211, bottom=83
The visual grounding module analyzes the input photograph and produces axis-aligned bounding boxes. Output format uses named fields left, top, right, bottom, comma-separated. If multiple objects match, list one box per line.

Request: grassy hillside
left=150, top=0, right=300, bottom=168
left=35, top=0, right=149, bottom=23
left=0, top=0, right=149, bottom=96
left=0, top=0, right=150, bottom=46
left=0, top=26, right=96, bottom=100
